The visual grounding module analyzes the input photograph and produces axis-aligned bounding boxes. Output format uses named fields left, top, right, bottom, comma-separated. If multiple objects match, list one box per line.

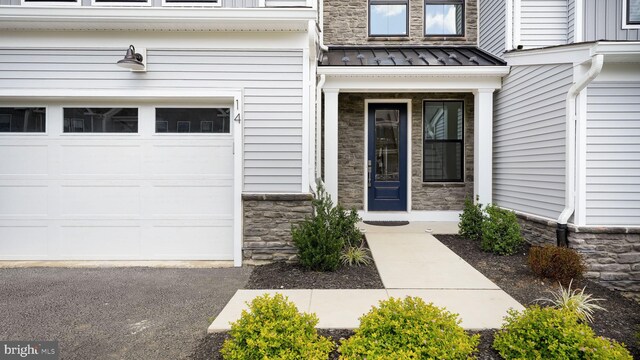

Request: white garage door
left=0, top=104, right=235, bottom=260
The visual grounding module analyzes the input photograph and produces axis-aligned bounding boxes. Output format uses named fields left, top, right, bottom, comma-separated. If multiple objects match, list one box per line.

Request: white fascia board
left=318, top=66, right=510, bottom=77
left=591, top=42, right=640, bottom=57
left=503, top=41, right=640, bottom=66
left=0, top=7, right=317, bottom=31
left=503, top=44, right=593, bottom=66
left=319, top=67, right=508, bottom=92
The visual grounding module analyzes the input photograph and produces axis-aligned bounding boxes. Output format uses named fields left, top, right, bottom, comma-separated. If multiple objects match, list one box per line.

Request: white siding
left=493, top=64, right=573, bottom=219
left=479, top=0, right=507, bottom=57
left=586, top=82, right=640, bottom=226
left=0, top=48, right=304, bottom=193
left=519, top=0, right=568, bottom=48
left=0, top=0, right=260, bottom=7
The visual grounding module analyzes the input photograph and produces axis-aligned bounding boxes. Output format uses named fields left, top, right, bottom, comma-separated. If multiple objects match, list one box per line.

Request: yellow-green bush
left=339, top=297, right=479, bottom=360
left=221, top=293, right=333, bottom=360
left=493, top=305, right=632, bottom=359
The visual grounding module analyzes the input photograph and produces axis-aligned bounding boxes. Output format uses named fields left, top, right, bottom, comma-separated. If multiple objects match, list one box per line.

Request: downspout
left=316, top=74, right=326, bottom=184
left=556, top=54, right=604, bottom=246
left=318, top=0, right=328, bottom=52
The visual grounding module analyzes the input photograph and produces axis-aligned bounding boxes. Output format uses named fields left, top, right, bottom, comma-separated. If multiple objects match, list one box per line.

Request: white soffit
left=504, top=42, right=640, bottom=66
left=0, top=7, right=316, bottom=31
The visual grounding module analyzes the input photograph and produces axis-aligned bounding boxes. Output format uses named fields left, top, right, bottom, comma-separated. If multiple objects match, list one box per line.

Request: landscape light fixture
left=116, top=45, right=146, bottom=72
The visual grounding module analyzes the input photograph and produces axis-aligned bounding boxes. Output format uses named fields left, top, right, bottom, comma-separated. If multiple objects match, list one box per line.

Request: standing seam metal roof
left=319, top=46, right=506, bottom=66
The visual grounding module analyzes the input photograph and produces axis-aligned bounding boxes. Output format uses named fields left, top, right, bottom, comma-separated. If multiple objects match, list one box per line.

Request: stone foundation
left=515, top=212, right=640, bottom=301
left=569, top=226, right=640, bottom=301
left=242, top=193, right=313, bottom=263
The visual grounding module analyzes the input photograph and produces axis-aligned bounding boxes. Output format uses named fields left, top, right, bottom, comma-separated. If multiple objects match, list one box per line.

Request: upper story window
left=369, top=0, right=409, bottom=37
left=424, top=0, right=464, bottom=36
left=628, top=0, right=640, bottom=25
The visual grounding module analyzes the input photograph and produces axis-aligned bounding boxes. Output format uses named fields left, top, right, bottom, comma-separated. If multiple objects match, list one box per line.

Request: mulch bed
left=190, top=235, right=639, bottom=359
left=436, top=234, right=640, bottom=359
left=245, top=241, right=384, bottom=289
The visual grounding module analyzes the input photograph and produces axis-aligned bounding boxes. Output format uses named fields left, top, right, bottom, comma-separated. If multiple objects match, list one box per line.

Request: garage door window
left=155, top=108, right=230, bottom=133
left=0, top=107, right=46, bottom=133
left=63, top=108, right=138, bottom=133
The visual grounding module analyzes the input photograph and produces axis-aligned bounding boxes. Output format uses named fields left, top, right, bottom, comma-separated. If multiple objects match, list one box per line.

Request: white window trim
left=20, top=0, right=80, bottom=6
left=160, top=0, right=221, bottom=7
left=622, top=0, right=640, bottom=29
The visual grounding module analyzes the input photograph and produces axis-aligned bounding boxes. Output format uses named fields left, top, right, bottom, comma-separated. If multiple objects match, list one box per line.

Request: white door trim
left=363, top=99, right=412, bottom=217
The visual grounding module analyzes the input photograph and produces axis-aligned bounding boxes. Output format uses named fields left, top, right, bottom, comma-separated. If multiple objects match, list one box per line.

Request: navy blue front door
left=367, top=103, right=407, bottom=211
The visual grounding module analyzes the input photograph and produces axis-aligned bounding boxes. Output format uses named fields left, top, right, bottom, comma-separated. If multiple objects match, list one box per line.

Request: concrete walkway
left=208, top=222, right=524, bottom=332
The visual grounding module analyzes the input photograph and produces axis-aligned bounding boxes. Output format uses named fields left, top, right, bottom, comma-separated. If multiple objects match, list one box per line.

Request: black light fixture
left=117, top=45, right=145, bottom=71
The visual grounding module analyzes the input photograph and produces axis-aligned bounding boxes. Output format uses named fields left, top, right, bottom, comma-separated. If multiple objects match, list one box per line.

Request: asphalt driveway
left=0, top=267, right=252, bottom=359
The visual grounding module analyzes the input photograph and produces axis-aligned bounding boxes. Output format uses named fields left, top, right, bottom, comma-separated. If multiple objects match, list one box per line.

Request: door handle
left=368, top=160, right=372, bottom=188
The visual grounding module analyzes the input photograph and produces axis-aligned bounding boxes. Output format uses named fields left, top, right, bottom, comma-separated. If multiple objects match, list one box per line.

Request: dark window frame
left=63, top=107, right=139, bottom=134
left=424, top=0, right=466, bottom=37
left=0, top=107, right=46, bottom=133
left=368, top=0, right=410, bottom=37
left=422, top=100, right=465, bottom=183
left=154, top=107, right=232, bottom=134
left=628, top=0, right=640, bottom=25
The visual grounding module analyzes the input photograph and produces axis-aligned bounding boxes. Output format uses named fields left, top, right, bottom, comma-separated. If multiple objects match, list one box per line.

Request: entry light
left=117, top=45, right=146, bottom=72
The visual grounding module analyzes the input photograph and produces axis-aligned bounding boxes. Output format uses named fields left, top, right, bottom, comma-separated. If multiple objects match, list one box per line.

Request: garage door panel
left=0, top=145, right=48, bottom=176
left=0, top=185, right=48, bottom=216
left=150, top=144, right=233, bottom=176
left=60, top=185, right=140, bottom=217
left=147, top=224, right=233, bottom=260
left=56, top=226, right=142, bottom=260
left=0, top=226, right=48, bottom=259
left=62, top=144, right=141, bottom=176
left=150, top=184, right=233, bottom=216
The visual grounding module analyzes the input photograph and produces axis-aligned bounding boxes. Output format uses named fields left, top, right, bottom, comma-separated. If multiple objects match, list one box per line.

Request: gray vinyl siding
left=586, top=82, right=640, bottom=226
left=479, top=0, right=506, bottom=57
left=0, top=0, right=260, bottom=7
left=493, top=64, right=573, bottom=220
left=520, top=0, right=568, bottom=48
left=584, top=0, right=640, bottom=41
left=0, top=48, right=304, bottom=193
left=567, top=0, right=575, bottom=43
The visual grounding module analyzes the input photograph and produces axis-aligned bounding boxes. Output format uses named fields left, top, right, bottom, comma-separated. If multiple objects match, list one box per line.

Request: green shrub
left=529, top=245, right=586, bottom=286
left=292, top=184, right=362, bottom=271
left=339, top=297, right=479, bottom=359
left=493, top=305, right=632, bottom=360
left=458, top=197, right=485, bottom=241
left=480, top=204, right=523, bottom=255
left=221, top=293, right=333, bottom=360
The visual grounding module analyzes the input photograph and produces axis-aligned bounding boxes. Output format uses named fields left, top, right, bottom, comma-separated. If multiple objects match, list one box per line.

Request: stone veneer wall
left=515, top=212, right=640, bottom=301
left=337, top=93, right=474, bottom=211
left=242, top=193, right=313, bottom=263
left=323, top=0, right=478, bottom=45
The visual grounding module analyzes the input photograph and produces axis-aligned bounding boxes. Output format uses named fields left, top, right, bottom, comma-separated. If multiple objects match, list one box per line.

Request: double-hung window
left=424, top=0, right=464, bottom=36
left=423, top=101, right=464, bottom=182
left=627, top=0, right=640, bottom=25
left=369, top=0, right=409, bottom=37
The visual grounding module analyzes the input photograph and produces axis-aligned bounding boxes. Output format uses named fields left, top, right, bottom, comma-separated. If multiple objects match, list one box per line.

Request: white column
left=474, top=89, right=495, bottom=205
left=323, top=88, right=339, bottom=202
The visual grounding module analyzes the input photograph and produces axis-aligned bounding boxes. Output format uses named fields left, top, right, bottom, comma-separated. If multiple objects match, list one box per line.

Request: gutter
left=556, top=54, right=604, bottom=246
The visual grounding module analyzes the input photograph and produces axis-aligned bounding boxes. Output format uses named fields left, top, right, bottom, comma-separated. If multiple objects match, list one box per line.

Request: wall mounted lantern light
left=116, top=45, right=146, bottom=72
